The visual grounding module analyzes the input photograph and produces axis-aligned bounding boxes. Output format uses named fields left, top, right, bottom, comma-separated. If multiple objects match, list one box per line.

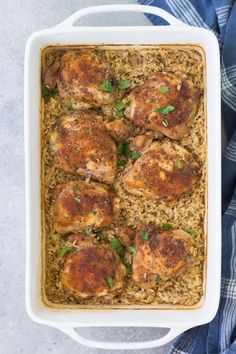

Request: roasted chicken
left=53, top=181, right=118, bottom=233
left=123, top=140, right=200, bottom=200
left=132, top=224, right=194, bottom=288
left=51, top=111, right=117, bottom=184
left=60, top=234, right=126, bottom=298
left=124, top=73, right=200, bottom=139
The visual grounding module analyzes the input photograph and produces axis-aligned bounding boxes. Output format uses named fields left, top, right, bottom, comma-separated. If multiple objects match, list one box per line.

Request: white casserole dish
left=24, top=4, right=221, bottom=350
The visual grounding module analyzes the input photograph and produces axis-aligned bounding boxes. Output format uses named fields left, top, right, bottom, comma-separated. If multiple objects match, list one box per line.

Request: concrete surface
left=0, top=0, right=174, bottom=353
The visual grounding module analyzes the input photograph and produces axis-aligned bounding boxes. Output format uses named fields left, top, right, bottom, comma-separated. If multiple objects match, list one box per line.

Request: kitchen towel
left=137, top=0, right=236, bottom=353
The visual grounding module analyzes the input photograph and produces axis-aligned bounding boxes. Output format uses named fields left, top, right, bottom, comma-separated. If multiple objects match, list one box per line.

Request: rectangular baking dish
left=24, top=4, right=221, bottom=350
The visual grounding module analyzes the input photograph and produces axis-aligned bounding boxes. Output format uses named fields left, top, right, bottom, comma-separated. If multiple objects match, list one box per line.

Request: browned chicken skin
left=53, top=181, right=118, bottom=233
left=123, top=140, right=200, bottom=200
left=51, top=111, right=117, bottom=184
left=132, top=224, right=194, bottom=288
left=114, top=225, right=135, bottom=247
left=124, top=73, right=200, bottom=139
left=44, top=50, right=114, bottom=109
left=60, top=234, right=126, bottom=298
left=106, top=120, right=132, bottom=142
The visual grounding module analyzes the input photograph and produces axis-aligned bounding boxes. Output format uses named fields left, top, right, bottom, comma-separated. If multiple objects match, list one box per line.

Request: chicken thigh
left=123, top=140, right=200, bottom=200
left=124, top=73, right=200, bottom=139
left=50, top=111, right=117, bottom=184
left=132, top=224, right=194, bottom=288
left=53, top=181, right=118, bottom=233
left=60, top=234, right=126, bottom=298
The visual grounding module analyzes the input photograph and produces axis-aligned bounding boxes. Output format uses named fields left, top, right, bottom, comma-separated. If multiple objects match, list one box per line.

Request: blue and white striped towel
left=137, top=1, right=236, bottom=353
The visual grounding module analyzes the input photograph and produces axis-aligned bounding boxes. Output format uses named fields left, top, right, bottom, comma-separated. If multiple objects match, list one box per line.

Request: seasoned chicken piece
left=51, top=111, right=117, bottom=184
left=124, top=73, right=200, bottom=139
left=60, top=234, right=126, bottom=298
left=106, top=120, right=131, bottom=142
left=130, top=134, right=153, bottom=154
left=53, top=181, right=118, bottom=233
left=123, top=140, right=200, bottom=201
left=132, top=224, right=194, bottom=288
left=44, top=61, right=60, bottom=89
left=55, top=50, right=114, bottom=108
left=114, top=225, right=135, bottom=247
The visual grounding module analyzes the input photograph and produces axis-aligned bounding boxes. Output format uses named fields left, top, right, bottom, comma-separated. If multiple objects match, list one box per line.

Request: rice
left=41, top=45, right=206, bottom=307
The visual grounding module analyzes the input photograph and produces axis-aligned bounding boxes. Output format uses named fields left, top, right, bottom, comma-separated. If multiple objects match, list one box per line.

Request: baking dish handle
left=55, top=4, right=188, bottom=28
left=58, top=326, right=188, bottom=350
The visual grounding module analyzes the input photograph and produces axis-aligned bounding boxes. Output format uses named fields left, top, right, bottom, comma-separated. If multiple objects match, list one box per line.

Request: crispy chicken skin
left=105, top=120, right=132, bottom=142
left=114, top=225, right=135, bottom=247
left=54, top=50, right=114, bottom=108
left=124, top=73, right=200, bottom=139
left=53, top=181, right=118, bottom=233
left=123, top=140, right=200, bottom=200
left=60, top=234, right=126, bottom=298
left=132, top=225, right=193, bottom=288
left=51, top=111, right=117, bottom=184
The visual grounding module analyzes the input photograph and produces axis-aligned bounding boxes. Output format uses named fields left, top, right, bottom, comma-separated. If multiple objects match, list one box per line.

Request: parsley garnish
left=117, top=142, right=130, bottom=157
left=162, top=223, right=173, bottom=230
left=162, top=119, right=169, bottom=127
left=66, top=101, right=73, bottom=110
left=129, top=245, right=137, bottom=254
left=74, top=195, right=81, bottom=203
left=107, top=276, right=116, bottom=288
left=125, top=262, right=132, bottom=274
left=182, top=167, right=187, bottom=174
left=59, top=246, right=75, bottom=257
left=83, top=228, right=92, bottom=236
left=42, top=87, right=58, bottom=103
left=117, top=80, right=131, bottom=90
left=101, top=80, right=115, bottom=93
left=155, top=274, right=161, bottom=284
left=185, top=227, right=196, bottom=236
left=132, top=153, right=141, bottom=160
left=160, top=86, right=169, bottom=94
left=176, top=160, right=181, bottom=169
left=115, top=101, right=125, bottom=111
left=72, top=185, right=80, bottom=192
left=154, top=105, right=175, bottom=114
left=92, top=210, right=97, bottom=216
left=141, top=230, right=149, bottom=240
left=118, top=159, right=126, bottom=167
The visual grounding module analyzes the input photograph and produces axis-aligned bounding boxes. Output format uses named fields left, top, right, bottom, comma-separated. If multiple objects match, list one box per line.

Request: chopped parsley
left=125, top=262, right=132, bottom=274
left=154, top=105, right=175, bottom=115
left=110, top=238, right=126, bottom=259
left=118, top=159, right=126, bottom=167
left=74, top=195, right=81, bottom=203
left=91, top=210, right=97, bottom=216
left=59, top=246, right=75, bottom=257
left=72, top=185, right=80, bottom=192
left=155, top=274, right=161, bottom=284
left=141, top=230, right=149, bottom=240
left=160, top=86, right=169, bottom=94
left=117, top=80, right=131, bottom=90
left=132, top=152, right=141, bottom=160
left=129, top=245, right=137, bottom=254
left=101, top=80, right=115, bottom=93
left=115, top=101, right=126, bottom=111
left=117, top=141, right=131, bottom=157
left=83, top=228, right=92, bottom=236
left=66, top=101, right=73, bottom=110
left=107, top=276, right=116, bottom=288
left=185, top=227, right=196, bottom=236
left=162, top=223, right=173, bottom=230
left=182, top=167, right=187, bottom=174
left=176, top=160, right=181, bottom=170
left=42, top=87, right=58, bottom=103
left=162, top=119, right=169, bottom=127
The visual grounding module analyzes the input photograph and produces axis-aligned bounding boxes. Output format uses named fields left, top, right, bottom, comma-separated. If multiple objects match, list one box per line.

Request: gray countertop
left=0, top=0, right=180, bottom=353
